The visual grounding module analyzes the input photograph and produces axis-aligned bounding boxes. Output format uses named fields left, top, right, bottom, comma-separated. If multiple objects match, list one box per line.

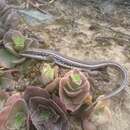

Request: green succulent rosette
left=59, top=69, right=91, bottom=112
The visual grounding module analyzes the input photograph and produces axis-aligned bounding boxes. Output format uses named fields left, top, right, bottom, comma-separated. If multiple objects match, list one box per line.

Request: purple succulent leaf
left=52, top=95, right=67, bottom=113
left=44, top=77, right=60, bottom=93
left=27, top=115, right=37, bottom=130
left=23, top=86, right=50, bottom=105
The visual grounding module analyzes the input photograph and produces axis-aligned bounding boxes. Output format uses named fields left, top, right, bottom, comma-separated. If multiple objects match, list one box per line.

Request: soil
left=9, top=0, right=130, bottom=130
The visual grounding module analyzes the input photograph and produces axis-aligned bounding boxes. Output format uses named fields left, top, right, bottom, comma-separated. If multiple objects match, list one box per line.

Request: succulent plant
left=40, top=64, right=55, bottom=84
left=2, top=8, right=20, bottom=31
left=3, top=30, right=26, bottom=55
left=40, top=64, right=60, bottom=93
left=0, top=90, right=8, bottom=111
left=0, top=48, right=19, bottom=68
left=0, top=94, right=28, bottom=130
left=59, top=69, right=91, bottom=112
left=81, top=98, right=112, bottom=130
left=3, top=29, right=40, bottom=64
left=24, top=86, right=69, bottom=130
left=0, top=68, right=17, bottom=90
left=0, top=0, right=20, bottom=38
left=89, top=99, right=112, bottom=126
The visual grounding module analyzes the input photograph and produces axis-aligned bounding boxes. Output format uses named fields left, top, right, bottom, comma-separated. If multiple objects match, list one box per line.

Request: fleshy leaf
left=24, top=86, right=69, bottom=130
left=40, top=65, right=59, bottom=93
left=12, top=35, right=25, bottom=51
left=0, top=94, right=28, bottom=130
left=59, top=69, right=91, bottom=112
left=40, top=64, right=56, bottom=86
left=70, top=73, right=81, bottom=86
left=0, top=48, right=18, bottom=68
left=90, top=100, right=112, bottom=126
left=24, top=86, right=50, bottom=105
left=42, top=64, right=55, bottom=80
left=14, top=112, right=26, bottom=129
left=40, top=110, right=51, bottom=121
left=0, top=91, right=8, bottom=111
left=0, top=73, right=16, bottom=90
left=6, top=99, right=28, bottom=130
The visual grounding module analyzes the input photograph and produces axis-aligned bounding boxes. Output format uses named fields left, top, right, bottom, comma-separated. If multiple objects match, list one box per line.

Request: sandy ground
left=26, top=0, right=130, bottom=129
